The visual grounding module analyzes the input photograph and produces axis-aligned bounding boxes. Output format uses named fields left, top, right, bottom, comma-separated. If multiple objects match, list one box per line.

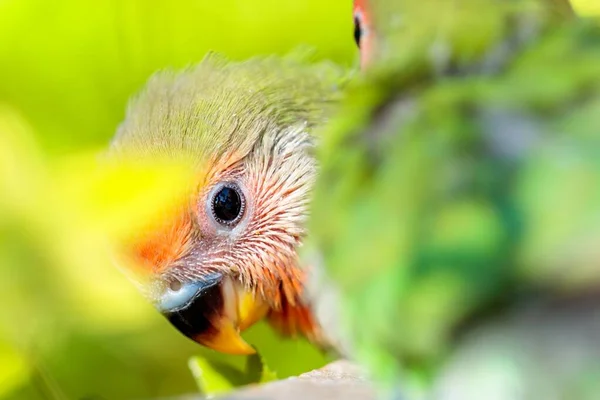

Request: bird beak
left=156, top=272, right=269, bottom=355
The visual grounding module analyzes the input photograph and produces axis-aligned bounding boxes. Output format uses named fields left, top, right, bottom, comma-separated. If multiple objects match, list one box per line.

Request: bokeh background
left=0, top=1, right=597, bottom=399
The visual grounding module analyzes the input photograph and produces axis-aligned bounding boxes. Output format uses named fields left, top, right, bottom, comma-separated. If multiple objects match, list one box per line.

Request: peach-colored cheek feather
left=221, top=128, right=328, bottom=344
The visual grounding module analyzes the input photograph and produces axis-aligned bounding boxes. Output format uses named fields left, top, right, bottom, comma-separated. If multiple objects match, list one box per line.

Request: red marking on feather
left=267, top=294, right=327, bottom=347
left=261, top=267, right=328, bottom=347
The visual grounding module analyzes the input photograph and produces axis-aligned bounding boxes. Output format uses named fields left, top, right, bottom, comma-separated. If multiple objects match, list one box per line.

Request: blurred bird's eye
left=210, top=182, right=245, bottom=226
left=354, top=13, right=363, bottom=48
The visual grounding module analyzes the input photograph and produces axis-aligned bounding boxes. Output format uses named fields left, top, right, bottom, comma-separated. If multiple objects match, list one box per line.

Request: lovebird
left=108, top=54, right=342, bottom=355
left=306, top=0, right=600, bottom=398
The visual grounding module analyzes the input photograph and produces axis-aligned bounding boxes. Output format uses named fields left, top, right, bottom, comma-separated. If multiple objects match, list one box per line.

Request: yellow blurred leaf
left=54, top=151, right=196, bottom=242
left=0, top=341, right=29, bottom=398
left=0, top=105, right=47, bottom=219
left=0, top=106, right=198, bottom=331
left=573, top=0, right=600, bottom=16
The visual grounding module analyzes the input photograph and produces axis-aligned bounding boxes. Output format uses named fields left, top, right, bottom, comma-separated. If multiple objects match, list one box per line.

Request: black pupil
left=353, top=16, right=362, bottom=48
left=213, top=187, right=242, bottom=223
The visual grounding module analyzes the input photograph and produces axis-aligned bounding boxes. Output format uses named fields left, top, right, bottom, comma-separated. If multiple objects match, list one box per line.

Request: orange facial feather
left=132, top=209, right=194, bottom=275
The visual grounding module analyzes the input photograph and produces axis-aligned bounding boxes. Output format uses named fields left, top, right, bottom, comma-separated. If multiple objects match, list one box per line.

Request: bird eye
left=210, top=182, right=245, bottom=227
left=354, top=13, right=363, bottom=48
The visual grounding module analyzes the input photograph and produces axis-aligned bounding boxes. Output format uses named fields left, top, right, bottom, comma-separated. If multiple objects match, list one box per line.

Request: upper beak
left=156, top=272, right=269, bottom=355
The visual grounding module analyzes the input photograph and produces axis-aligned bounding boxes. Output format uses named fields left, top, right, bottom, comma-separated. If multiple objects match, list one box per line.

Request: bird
left=108, top=54, right=342, bottom=355
left=305, top=0, right=600, bottom=398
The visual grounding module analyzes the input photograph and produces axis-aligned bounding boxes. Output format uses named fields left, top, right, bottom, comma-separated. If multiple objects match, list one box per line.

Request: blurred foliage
left=189, top=351, right=277, bottom=396
left=573, top=0, right=600, bottom=15
left=0, top=1, right=353, bottom=399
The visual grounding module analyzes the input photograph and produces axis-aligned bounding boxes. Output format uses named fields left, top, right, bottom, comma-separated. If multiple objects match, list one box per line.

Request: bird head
left=109, top=55, right=340, bottom=354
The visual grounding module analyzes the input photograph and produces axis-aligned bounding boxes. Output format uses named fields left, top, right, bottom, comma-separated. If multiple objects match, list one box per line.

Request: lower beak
left=158, top=273, right=269, bottom=355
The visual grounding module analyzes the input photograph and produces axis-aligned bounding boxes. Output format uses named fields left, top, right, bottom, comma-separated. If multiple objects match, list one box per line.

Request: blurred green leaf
left=573, top=0, right=600, bottom=15
left=189, top=350, right=277, bottom=396
left=0, top=341, right=29, bottom=398
left=246, top=352, right=278, bottom=384
left=189, top=356, right=245, bottom=396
